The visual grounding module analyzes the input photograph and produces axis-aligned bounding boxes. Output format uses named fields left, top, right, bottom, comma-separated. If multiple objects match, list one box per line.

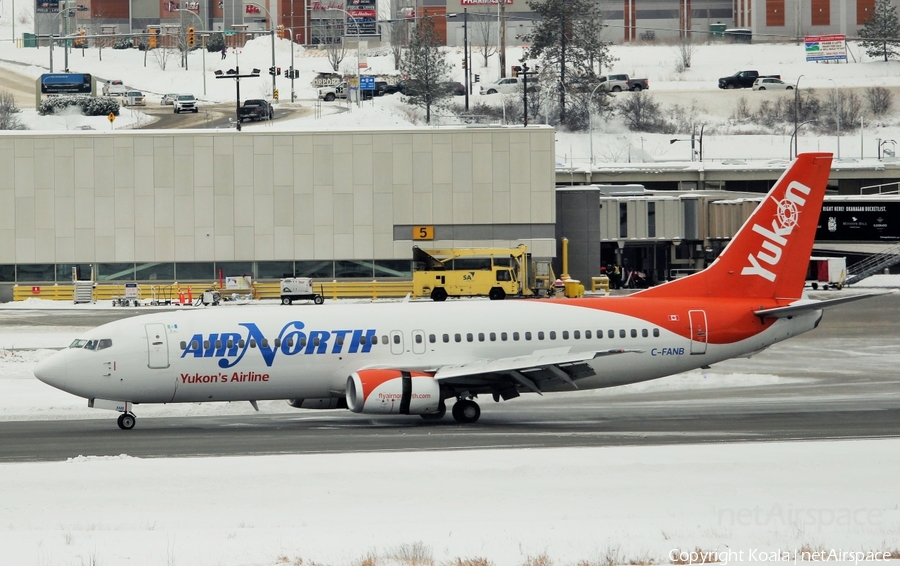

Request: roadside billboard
left=817, top=202, right=900, bottom=241
left=805, top=34, right=847, bottom=62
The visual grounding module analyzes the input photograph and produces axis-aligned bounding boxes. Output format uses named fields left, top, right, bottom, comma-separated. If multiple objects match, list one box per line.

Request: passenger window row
left=175, top=327, right=662, bottom=352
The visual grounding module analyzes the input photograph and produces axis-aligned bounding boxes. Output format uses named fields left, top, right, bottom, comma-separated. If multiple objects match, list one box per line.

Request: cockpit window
left=69, top=339, right=88, bottom=348
left=84, top=340, right=98, bottom=350
left=96, top=339, right=112, bottom=350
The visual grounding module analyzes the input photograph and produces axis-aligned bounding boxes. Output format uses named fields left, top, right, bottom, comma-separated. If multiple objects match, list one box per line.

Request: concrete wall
left=0, top=127, right=556, bottom=276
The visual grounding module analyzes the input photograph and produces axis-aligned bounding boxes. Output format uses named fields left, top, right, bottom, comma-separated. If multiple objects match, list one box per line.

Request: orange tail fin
left=638, top=153, right=833, bottom=301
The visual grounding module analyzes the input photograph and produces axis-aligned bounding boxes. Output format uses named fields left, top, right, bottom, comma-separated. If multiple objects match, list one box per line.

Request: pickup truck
left=597, top=74, right=649, bottom=92
left=238, top=99, right=274, bottom=121
left=718, top=70, right=780, bottom=89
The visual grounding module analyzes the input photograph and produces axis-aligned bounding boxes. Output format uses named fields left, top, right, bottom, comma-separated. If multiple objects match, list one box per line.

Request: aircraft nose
left=34, top=352, right=68, bottom=391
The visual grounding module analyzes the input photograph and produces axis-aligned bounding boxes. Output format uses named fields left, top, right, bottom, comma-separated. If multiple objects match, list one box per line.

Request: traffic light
left=462, top=58, right=466, bottom=70
left=187, top=26, right=196, bottom=47
left=74, top=29, right=86, bottom=48
left=283, top=67, right=290, bottom=78
left=273, top=89, right=279, bottom=100
left=276, top=67, right=281, bottom=75
left=269, top=66, right=276, bottom=76
left=511, top=65, right=522, bottom=77
left=148, top=28, right=159, bottom=49
left=473, top=74, right=480, bottom=83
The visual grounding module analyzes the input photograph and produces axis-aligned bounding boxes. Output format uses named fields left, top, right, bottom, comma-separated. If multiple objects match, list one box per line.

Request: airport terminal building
left=0, top=127, right=556, bottom=298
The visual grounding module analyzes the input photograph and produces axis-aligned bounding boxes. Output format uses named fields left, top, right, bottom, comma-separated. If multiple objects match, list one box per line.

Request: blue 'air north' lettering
left=181, top=321, right=377, bottom=368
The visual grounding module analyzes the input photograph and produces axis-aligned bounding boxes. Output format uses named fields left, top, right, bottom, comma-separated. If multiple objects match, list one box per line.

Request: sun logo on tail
left=776, top=198, right=800, bottom=230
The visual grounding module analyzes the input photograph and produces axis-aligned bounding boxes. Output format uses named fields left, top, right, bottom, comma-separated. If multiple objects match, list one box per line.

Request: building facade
left=0, top=127, right=556, bottom=293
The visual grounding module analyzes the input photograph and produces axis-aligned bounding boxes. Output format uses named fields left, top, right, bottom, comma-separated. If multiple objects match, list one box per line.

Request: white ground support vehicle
left=280, top=278, right=325, bottom=305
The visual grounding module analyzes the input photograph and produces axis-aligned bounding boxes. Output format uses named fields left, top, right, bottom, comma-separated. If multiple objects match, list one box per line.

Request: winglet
left=637, top=153, right=833, bottom=301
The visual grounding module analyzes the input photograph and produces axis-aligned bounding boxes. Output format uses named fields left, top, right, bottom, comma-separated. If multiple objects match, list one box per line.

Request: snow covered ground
left=4, top=4, right=900, bottom=564
left=5, top=0, right=900, bottom=166
left=2, top=284, right=900, bottom=565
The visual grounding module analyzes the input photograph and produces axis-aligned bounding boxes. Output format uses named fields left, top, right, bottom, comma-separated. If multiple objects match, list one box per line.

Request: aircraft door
left=688, top=310, right=708, bottom=355
left=411, top=330, right=426, bottom=354
left=145, top=323, right=170, bottom=369
left=390, top=330, right=404, bottom=355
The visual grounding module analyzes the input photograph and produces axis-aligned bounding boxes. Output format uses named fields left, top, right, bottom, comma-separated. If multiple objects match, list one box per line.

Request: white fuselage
left=34, top=299, right=821, bottom=407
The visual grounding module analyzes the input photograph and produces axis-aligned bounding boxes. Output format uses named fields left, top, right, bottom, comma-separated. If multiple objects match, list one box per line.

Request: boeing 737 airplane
left=34, top=153, right=873, bottom=429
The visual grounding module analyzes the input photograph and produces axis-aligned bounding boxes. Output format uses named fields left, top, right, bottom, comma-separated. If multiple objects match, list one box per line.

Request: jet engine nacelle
left=346, top=369, right=441, bottom=415
left=287, top=398, right=348, bottom=410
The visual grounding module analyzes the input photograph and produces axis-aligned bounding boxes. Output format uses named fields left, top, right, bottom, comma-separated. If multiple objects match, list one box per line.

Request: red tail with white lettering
left=638, top=152, right=832, bottom=301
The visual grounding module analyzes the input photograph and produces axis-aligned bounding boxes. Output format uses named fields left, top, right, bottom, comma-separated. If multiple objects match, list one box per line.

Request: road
left=0, top=60, right=40, bottom=107
left=139, top=101, right=314, bottom=129
left=1, top=292, right=898, bottom=462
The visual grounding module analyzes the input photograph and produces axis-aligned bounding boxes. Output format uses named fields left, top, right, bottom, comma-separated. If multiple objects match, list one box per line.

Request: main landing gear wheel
left=452, top=399, right=481, bottom=423
left=117, top=413, right=136, bottom=430
left=420, top=401, right=447, bottom=421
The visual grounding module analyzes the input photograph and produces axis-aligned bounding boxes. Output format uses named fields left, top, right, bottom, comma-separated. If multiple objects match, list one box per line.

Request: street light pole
left=789, top=120, right=817, bottom=159
left=793, top=74, right=804, bottom=160
left=284, top=27, right=296, bottom=102
left=463, top=8, right=469, bottom=111
left=326, top=7, right=362, bottom=107
left=215, top=63, right=262, bottom=132
left=247, top=2, right=278, bottom=98
left=588, top=82, right=603, bottom=166
left=828, top=78, right=841, bottom=159
left=176, top=9, right=205, bottom=87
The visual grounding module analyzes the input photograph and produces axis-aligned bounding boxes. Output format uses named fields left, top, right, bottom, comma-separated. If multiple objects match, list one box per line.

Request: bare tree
left=151, top=29, right=177, bottom=71
left=866, top=86, right=894, bottom=116
left=388, top=20, right=409, bottom=70
left=318, top=19, right=348, bottom=72
left=617, top=91, right=670, bottom=133
left=0, top=91, right=27, bottom=130
left=472, top=9, right=497, bottom=68
left=676, top=34, right=697, bottom=72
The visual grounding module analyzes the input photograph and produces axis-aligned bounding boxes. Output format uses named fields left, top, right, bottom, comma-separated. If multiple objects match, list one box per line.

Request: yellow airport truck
left=412, top=245, right=555, bottom=301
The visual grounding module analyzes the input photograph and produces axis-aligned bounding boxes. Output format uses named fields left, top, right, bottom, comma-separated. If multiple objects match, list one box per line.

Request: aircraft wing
left=431, top=347, right=640, bottom=394
left=754, top=293, right=883, bottom=319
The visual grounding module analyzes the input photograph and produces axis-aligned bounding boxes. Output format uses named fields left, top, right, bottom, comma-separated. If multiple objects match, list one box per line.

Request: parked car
left=443, top=81, right=466, bottom=96
left=238, top=99, right=274, bottom=122
left=102, top=79, right=127, bottom=96
left=718, top=70, right=780, bottom=89
left=173, top=94, right=198, bottom=113
left=396, top=79, right=423, bottom=96
left=122, top=91, right=146, bottom=106
left=161, top=93, right=178, bottom=105
left=480, top=77, right=521, bottom=95
left=376, top=81, right=400, bottom=96
left=752, top=77, right=794, bottom=91
left=318, top=82, right=348, bottom=101
left=597, top=74, right=649, bottom=92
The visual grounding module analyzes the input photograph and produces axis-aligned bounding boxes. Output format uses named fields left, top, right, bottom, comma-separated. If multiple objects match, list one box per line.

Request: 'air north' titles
left=181, top=321, right=377, bottom=368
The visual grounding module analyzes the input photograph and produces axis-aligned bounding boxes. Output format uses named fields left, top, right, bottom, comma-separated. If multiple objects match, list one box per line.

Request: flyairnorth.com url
left=669, top=549, right=894, bottom=565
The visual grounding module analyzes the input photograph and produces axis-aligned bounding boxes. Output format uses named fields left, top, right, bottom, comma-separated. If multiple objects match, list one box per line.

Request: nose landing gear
left=117, top=412, right=136, bottom=430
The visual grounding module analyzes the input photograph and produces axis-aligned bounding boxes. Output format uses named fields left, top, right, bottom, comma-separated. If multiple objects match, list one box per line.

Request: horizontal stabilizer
left=754, top=293, right=883, bottom=319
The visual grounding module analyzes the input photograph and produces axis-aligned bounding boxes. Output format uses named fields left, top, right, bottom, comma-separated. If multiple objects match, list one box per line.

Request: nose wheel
left=451, top=399, right=481, bottom=423
left=117, top=413, right=136, bottom=430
